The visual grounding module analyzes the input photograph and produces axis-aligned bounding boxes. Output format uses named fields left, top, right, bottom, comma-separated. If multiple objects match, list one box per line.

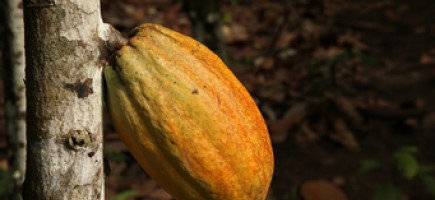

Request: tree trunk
left=22, top=0, right=125, bottom=199
left=1, top=0, right=26, bottom=199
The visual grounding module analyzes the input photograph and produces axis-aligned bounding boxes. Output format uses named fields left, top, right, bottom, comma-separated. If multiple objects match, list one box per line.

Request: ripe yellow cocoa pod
left=104, top=23, right=274, bottom=200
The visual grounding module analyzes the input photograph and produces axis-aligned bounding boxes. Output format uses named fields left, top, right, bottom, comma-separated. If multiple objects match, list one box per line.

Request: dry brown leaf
left=269, top=103, right=307, bottom=143
left=326, top=93, right=363, bottom=126
left=105, top=140, right=129, bottom=152
left=420, top=53, right=434, bottom=65
left=0, top=159, right=7, bottom=170
left=330, top=118, right=360, bottom=151
left=131, top=180, right=159, bottom=198
left=404, top=117, right=418, bottom=128
left=301, top=20, right=324, bottom=41
left=301, top=180, right=348, bottom=200
left=222, top=23, right=249, bottom=43
left=148, top=189, right=173, bottom=200
left=254, top=56, right=275, bottom=70
left=276, top=32, right=298, bottom=49
left=294, top=122, right=321, bottom=146
left=422, top=112, right=435, bottom=129
left=278, top=48, right=298, bottom=60
left=338, top=33, right=367, bottom=51
left=385, top=9, right=398, bottom=21
left=270, top=129, right=288, bottom=144
left=128, top=179, right=173, bottom=200
left=257, top=83, right=286, bottom=102
left=273, top=68, right=292, bottom=82
left=261, top=105, right=278, bottom=122
left=331, top=176, right=346, bottom=186
left=313, top=47, right=345, bottom=59
left=163, top=3, right=183, bottom=26
left=262, top=56, right=275, bottom=70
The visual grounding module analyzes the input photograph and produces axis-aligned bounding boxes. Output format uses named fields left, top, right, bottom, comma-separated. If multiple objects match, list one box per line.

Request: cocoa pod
left=104, top=23, right=274, bottom=200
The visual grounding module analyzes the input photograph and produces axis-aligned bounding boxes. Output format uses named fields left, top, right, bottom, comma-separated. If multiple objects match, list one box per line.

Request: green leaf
left=222, top=12, right=232, bottom=23
left=420, top=175, right=435, bottom=197
left=357, top=159, right=382, bottom=175
left=419, top=164, right=435, bottom=174
left=396, top=146, right=418, bottom=154
left=0, top=169, right=9, bottom=197
left=105, top=151, right=128, bottom=163
left=114, top=189, right=138, bottom=200
left=374, top=182, right=403, bottom=200
left=290, top=183, right=300, bottom=200
left=393, top=146, right=419, bottom=179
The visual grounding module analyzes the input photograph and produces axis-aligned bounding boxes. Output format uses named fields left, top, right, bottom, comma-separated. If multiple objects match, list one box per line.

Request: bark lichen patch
left=40, top=35, right=79, bottom=62
left=64, top=78, right=94, bottom=98
left=34, top=8, right=77, bottom=62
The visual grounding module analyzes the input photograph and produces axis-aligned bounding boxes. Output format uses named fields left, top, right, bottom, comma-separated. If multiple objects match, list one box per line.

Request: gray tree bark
left=22, top=0, right=125, bottom=199
left=1, top=0, right=26, bottom=199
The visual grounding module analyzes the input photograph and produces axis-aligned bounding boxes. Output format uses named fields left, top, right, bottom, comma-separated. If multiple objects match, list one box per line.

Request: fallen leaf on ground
left=222, top=23, right=249, bottom=43
left=338, top=33, right=367, bottom=51
left=313, top=47, right=345, bottom=59
left=0, top=159, right=7, bottom=170
left=269, top=102, right=307, bottom=143
left=420, top=53, right=434, bottom=65
left=301, top=179, right=348, bottom=200
left=330, top=118, right=360, bottom=151
left=294, top=121, right=321, bottom=146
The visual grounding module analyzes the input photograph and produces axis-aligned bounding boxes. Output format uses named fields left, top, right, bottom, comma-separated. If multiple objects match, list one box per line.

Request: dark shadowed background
left=1, top=0, right=435, bottom=199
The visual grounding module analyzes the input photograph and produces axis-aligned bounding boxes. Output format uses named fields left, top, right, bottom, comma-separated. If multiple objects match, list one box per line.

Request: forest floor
left=1, top=0, right=435, bottom=199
